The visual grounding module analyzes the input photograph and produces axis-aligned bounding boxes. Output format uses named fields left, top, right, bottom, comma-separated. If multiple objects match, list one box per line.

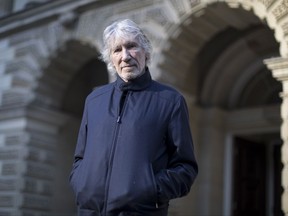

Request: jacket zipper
left=103, top=91, right=129, bottom=215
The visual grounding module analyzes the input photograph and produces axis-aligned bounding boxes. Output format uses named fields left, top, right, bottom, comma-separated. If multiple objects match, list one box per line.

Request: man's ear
left=110, top=60, right=116, bottom=68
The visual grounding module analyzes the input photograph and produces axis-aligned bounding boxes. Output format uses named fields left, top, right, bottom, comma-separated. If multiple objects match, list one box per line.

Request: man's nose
left=122, top=49, right=131, bottom=61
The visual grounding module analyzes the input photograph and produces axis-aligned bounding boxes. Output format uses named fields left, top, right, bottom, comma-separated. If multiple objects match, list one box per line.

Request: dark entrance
left=232, top=136, right=283, bottom=216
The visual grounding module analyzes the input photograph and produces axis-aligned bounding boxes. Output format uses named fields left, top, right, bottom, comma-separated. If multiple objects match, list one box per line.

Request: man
left=69, top=19, right=198, bottom=216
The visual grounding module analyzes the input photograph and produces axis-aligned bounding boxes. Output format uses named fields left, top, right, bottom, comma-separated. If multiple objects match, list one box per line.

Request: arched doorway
left=52, top=58, right=109, bottom=214
left=160, top=2, right=283, bottom=215
left=232, top=134, right=282, bottom=216
left=30, top=39, right=110, bottom=214
left=196, top=5, right=282, bottom=216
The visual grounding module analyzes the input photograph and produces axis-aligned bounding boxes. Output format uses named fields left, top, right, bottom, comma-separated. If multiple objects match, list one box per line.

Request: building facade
left=0, top=0, right=287, bottom=215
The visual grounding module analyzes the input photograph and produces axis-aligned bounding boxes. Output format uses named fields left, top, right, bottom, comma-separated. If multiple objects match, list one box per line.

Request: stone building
left=0, top=0, right=287, bottom=215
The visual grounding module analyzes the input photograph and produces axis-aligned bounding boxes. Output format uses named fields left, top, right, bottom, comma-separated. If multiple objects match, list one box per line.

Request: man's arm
left=155, top=96, right=198, bottom=202
left=69, top=100, right=88, bottom=182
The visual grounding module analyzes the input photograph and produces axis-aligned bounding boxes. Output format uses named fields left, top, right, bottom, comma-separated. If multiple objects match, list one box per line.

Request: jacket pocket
left=149, top=164, right=158, bottom=204
left=77, top=208, right=97, bottom=216
left=70, top=160, right=83, bottom=194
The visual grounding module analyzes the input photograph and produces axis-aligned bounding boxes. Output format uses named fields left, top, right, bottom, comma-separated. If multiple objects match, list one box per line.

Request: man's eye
left=114, top=48, right=121, bottom=53
left=127, top=43, right=137, bottom=49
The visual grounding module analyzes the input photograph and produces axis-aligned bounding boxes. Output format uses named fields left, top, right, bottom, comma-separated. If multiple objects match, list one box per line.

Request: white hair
left=100, top=19, right=152, bottom=73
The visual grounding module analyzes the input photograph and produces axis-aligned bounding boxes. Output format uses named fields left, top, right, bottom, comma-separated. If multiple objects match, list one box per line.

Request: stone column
left=0, top=105, right=68, bottom=216
left=0, top=47, right=69, bottom=214
left=265, top=57, right=288, bottom=215
left=193, top=107, right=227, bottom=216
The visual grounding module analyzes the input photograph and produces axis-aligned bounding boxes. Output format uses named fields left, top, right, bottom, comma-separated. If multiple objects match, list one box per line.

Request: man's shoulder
left=86, top=82, right=114, bottom=101
left=151, top=80, right=182, bottom=100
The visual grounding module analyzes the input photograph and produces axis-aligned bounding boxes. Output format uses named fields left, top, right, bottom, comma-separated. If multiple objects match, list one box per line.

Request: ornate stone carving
left=282, top=22, right=288, bottom=36
left=145, top=7, right=172, bottom=27
left=170, top=0, right=189, bottom=16
left=257, top=0, right=275, bottom=8
left=75, top=8, right=110, bottom=49
left=272, top=0, right=288, bottom=21
left=169, top=0, right=192, bottom=17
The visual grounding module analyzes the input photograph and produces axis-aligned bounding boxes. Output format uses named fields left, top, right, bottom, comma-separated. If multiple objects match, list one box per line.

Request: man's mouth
left=122, top=65, right=135, bottom=70
left=123, top=64, right=134, bottom=67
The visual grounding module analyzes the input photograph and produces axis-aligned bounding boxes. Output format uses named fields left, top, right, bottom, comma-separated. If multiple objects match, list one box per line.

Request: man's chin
left=123, top=73, right=138, bottom=82
left=120, top=70, right=144, bottom=82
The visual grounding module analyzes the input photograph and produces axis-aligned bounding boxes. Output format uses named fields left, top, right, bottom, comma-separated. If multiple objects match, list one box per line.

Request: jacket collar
left=115, top=67, right=152, bottom=91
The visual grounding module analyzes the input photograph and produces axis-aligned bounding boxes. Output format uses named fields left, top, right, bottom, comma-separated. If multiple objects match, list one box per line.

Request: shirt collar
left=115, top=68, right=152, bottom=91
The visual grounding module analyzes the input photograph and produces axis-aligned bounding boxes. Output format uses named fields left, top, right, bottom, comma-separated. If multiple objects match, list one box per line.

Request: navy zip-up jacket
left=69, top=69, right=198, bottom=216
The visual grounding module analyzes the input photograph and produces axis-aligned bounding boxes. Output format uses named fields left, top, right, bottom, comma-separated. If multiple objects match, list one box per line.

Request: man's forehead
left=111, top=35, right=139, bottom=47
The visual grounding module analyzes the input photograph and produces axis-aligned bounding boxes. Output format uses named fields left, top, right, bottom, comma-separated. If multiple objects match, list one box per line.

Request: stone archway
left=223, top=1, right=288, bottom=214
left=74, top=1, right=288, bottom=214
left=34, top=39, right=109, bottom=214
left=0, top=21, right=108, bottom=214
left=142, top=1, right=288, bottom=214
left=30, top=1, right=288, bottom=215
left=1, top=0, right=288, bottom=215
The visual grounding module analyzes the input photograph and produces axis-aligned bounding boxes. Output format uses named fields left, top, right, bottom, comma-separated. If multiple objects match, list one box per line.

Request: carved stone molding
left=253, top=0, right=288, bottom=56
left=265, top=57, right=288, bottom=215
left=265, top=57, right=288, bottom=81
left=257, top=0, right=276, bottom=9
left=271, top=0, right=288, bottom=21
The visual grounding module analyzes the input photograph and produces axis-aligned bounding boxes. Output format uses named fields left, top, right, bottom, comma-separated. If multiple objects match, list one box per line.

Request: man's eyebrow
left=125, top=41, right=138, bottom=46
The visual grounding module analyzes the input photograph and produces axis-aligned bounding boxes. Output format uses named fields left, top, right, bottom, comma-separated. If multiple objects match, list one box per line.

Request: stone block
left=0, top=75, right=12, bottom=90
left=0, top=195, right=14, bottom=207
left=0, top=210, right=12, bottom=216
left=0, top=149, right=20, bottom=160
left=281, top=122, right=288, bottom=140
left=1, top=163, right=18, bottom=176
left=22, top=194, right=50, bottom=210
left=281, top=99, right=288, bottom=120
left=0, top=135, right=4, bottom=147
left=0, top=47, right=14, bottom=63
left=282, top=190, right=288, bottom=214
left=0, top=178, right=17, bottom=191
left=282, top=166, right=288, bottom=204
left=4, top=133, right=30, bottom=146
left=23, top=178, right=38, bottom=194
left=40, top=181, right=52, bottom=195
left=283, top=143, right=288, bottom=164
left=25, top=162, right=52, bottom=180
left=0, top=63, right=5, bottom=75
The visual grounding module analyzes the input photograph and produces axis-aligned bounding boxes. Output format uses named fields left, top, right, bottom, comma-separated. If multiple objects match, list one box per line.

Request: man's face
left=110, top=36, right=146, bottom=82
